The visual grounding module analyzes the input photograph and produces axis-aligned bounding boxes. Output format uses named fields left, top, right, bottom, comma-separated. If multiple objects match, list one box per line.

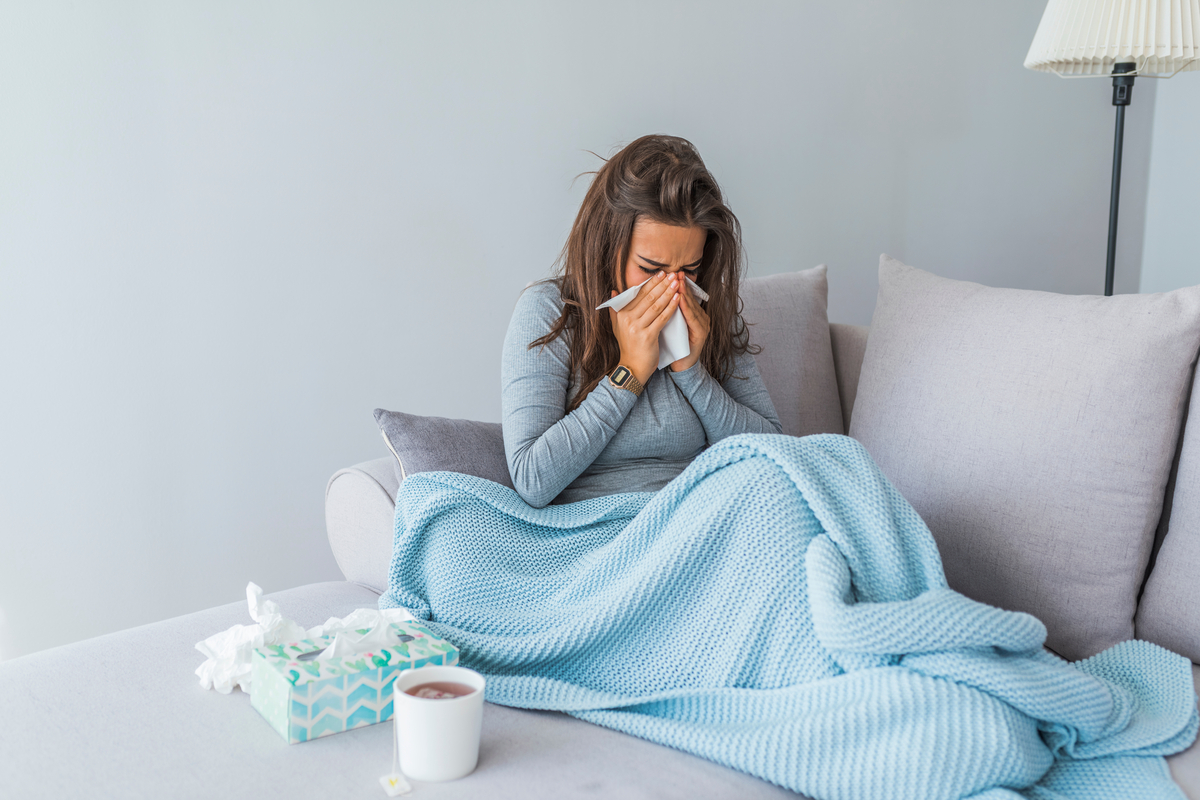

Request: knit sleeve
left=501, top=282, right=638, bottom=508
left=668, top=350, right=783, bottom=444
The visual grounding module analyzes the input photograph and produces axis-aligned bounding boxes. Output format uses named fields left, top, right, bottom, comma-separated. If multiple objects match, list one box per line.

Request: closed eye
left=639, top=265, right=699, bottom=278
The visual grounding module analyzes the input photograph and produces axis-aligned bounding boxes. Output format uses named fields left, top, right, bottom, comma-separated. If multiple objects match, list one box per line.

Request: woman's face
left=620, top=218, right=707, bottom=292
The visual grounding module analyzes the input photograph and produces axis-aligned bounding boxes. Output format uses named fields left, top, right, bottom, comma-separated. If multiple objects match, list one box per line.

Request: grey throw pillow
left=741, top=266, right=845, bottom=437
left=1136, top=367, right=1200, bottom=664
left=849, top=255, right=1200, bottom=661
left=373, top=409, right=515, bottom=490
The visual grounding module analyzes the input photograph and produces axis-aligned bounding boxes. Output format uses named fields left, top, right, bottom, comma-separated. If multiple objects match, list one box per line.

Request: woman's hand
left=669, top=279, right=710, bottom=373
left=608, top=271, right=680, bottom=385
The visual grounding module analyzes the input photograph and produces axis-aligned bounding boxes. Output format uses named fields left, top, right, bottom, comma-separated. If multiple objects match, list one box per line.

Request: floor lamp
left=1024, top=0, right=1199, bottom=296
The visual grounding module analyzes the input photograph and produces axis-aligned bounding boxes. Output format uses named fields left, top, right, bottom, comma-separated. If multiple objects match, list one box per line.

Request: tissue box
left=250, top=621, right=459, bottom=743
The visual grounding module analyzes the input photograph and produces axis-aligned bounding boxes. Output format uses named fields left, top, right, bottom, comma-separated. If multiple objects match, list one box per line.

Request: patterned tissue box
left=250, top=621, right=459, bottom=743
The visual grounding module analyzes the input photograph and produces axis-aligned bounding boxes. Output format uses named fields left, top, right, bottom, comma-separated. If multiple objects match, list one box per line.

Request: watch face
left=611, top=366, right=631, bottom=386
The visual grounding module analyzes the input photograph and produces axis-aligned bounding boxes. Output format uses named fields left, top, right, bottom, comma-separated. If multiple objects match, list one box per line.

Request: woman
left=502, top=134, right=783, bottom=508
left=380, top=137, right=1194, bottom=799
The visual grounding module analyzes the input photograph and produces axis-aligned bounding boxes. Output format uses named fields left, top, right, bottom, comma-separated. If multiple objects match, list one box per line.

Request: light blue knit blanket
left=379, top=433, right=1198, bottom=800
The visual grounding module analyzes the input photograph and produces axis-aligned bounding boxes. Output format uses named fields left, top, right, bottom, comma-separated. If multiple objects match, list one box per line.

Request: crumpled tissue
left=313, top=614, right=404, bottom=663
left=194, top=583, right=415, bottom=694
left=596, top=276, right=709, bottom=370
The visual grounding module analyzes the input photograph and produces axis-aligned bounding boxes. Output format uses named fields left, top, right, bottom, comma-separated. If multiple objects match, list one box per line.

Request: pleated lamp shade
left=1025, top=0, right=1200, bottom=75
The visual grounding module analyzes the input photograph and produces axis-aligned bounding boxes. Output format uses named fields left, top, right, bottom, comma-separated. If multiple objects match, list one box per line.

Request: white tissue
left=315, top=619, right=403, bottom=664
left=596, top=276, right=709, bottom=370
left=194, top=583, right=416, bottom=694
left=306, top=606, right=413, bottom=640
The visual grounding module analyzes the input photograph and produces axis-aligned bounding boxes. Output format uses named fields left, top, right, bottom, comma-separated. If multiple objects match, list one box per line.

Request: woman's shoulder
left=520, top=277, right=565, bottom=303
left=512, top=278, right=566, bottom=325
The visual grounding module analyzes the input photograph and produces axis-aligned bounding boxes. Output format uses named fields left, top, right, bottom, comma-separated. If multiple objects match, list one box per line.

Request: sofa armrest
left=324, top=457, right=398, bottom=593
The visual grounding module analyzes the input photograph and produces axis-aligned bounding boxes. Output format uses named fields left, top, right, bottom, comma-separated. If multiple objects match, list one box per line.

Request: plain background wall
left=0, top=1, right=1162, bottom=661
left=1140, top=75, right=1200, bottom=294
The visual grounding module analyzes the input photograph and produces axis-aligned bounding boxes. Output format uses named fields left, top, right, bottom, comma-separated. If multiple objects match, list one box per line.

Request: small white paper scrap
left=379, top=773, right=412, bottom=797
left=596, top=276, right=708, bottom=370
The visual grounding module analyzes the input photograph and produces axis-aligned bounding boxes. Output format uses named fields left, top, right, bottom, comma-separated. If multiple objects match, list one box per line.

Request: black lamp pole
left=1105, top=62, right=1137, bottom=297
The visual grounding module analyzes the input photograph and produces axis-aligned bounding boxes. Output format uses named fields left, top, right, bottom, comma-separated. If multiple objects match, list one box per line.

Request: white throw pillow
left=849, top=255, right=1200, bottom=660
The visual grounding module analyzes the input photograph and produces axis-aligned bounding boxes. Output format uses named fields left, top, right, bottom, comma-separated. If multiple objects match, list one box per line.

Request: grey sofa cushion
left=849, top=255, right=1200, bottom=661
left=373, top=408, right=515, bottom=489
left=741, top=266, right=844, bottom=437
left=1137, top=367, right=1200, bottom=664
left=829, top=323, right=869, bottom=432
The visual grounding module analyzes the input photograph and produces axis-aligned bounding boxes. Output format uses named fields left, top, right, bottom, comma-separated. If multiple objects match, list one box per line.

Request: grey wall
left=0, top=1, right=1158, bottom=661
left=1141, top=74, right=1200, bottom=294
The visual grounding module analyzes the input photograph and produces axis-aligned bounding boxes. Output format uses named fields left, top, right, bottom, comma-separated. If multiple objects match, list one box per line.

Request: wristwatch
left=608, top=365, right=645, bottom=397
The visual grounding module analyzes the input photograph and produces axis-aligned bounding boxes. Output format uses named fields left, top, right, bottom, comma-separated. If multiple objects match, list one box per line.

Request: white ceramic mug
left=392, top=665, right=485, bottom=782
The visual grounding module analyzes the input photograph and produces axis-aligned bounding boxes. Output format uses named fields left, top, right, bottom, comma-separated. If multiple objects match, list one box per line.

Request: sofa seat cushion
left=1138, top=366, right=1200, bottom=663
left=849, top=256, right=1200, bottom=661
left=0, top=581, right=808, bottom=800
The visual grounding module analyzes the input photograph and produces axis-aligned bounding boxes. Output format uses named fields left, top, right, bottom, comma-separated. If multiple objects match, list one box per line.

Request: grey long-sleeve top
left=501, top=280, right=783, bottom=508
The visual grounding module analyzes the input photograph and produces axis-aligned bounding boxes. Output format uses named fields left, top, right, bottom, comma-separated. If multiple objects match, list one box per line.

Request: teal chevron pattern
left=249, top=622, right=460, bottom=744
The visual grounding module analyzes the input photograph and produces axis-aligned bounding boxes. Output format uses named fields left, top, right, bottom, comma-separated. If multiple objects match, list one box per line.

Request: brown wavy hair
left=532, top=134, right=757, bottom=411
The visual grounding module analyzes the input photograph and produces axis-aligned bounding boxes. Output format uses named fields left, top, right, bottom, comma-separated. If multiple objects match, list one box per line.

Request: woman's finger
left=633, top=274, right=678, bottom=326
left=648, top=292, right=680, bottom=333
left=679, top=288, right=709, bottom=339
left=625, top=272, right=669, bottom=317
left=677, top=284, right=695, bottom=314
left=685, top=286, right=707, bottom=319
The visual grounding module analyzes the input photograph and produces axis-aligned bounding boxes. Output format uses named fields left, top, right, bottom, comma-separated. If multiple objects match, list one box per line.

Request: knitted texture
left=379, top=433, right=1198, bottom=800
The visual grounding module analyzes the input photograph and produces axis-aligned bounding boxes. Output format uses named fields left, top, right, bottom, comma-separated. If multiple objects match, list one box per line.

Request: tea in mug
left=404, top=681, right=476, bottom=700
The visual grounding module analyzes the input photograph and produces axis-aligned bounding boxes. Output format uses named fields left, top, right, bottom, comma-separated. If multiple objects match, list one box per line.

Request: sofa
left=2, top=259, right=1198, bottom=800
